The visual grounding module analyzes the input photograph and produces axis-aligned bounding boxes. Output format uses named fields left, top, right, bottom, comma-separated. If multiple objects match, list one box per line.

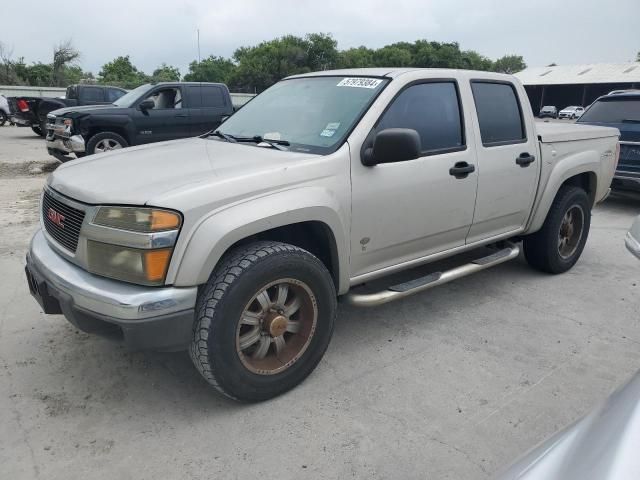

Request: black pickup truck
left=46, top=82, right=234, bottom=161
left=10, top=84, right=126, bottom=136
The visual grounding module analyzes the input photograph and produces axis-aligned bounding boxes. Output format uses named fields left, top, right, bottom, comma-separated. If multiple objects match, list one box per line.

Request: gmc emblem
left=47, top=208, right=65, bottom=229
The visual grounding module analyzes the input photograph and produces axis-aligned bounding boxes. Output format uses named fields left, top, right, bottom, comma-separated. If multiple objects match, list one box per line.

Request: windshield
left=112, top=84, right=154, bottom=107
left=578, top=98, right=640, bottom=123
left=217, top=76, right=389, bottom=154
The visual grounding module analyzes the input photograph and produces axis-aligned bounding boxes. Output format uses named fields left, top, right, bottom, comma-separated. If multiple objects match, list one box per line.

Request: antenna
left=197, top=28, right=201, bottom=63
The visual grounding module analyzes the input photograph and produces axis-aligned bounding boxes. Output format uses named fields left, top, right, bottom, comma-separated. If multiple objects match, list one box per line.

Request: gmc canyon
left=25, top=68, right=619, bottom=401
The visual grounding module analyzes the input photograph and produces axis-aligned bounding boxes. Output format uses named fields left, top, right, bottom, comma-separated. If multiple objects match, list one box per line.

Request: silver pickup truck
left=25, top=68, right=619, bottom=401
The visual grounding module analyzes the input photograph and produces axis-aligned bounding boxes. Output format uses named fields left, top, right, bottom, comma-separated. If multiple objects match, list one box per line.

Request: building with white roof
left=514, top=63, right=640, bottom=115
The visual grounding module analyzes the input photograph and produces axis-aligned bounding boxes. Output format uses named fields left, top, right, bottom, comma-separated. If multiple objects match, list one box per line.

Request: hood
left=49, top=104, right=126, bottom=117
left=47, top=137, right=318, bottom=206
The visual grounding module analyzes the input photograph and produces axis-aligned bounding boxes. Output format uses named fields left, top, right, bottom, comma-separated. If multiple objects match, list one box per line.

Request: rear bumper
left=25, top=229, right=198, bottom=351
left=612, top=174, right=640, bottom=191
left=11, top=112, right=36, bottom=126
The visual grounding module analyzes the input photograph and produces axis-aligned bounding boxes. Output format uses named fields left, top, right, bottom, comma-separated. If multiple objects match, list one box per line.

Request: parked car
left=577, top=91, right=639, bottom=191
left=10, top=84, right=126, bottom=136
left=25, top=68, right=618, bottom=401
left=45, top=82, right=234, bottom=162
left=538, top=105, right=558, bottom=118
left=497, top=369, right=640, bottom=479
left=498, top=224, right=640, bottom=479
left=0, top=94, right=11, bottom=126
left=626, top=215, right=640, bottom=259
left=558, top=106, right=585, bottom=119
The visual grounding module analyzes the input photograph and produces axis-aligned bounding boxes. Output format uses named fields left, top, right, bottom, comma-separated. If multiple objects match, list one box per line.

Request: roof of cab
left=286, top=68, right=517, bottom=81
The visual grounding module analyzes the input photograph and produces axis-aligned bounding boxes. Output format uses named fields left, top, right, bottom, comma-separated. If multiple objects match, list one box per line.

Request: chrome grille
left=42, top=190, right=85, bottom=252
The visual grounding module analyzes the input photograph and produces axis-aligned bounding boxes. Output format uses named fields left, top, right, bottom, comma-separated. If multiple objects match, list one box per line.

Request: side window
left=106, top=88, right=125, bottom=102
left=202, top=86, right=225, bottom=108
left=144, top=87, right=183, bottom=109
left=185, top=86, right=202, bottom=107
left=377, top=82, right=464, bottom=154
left=471, top=82, right=525, bottom=146
left=81, top=87, right=104, bottom=103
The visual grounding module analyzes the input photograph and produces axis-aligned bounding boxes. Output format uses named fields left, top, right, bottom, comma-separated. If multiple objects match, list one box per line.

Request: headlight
left=87, top=206, right=182, bottom=286
left=87, top=240, right=173, bottom=286
left=92, top=207, right=181, bottom=232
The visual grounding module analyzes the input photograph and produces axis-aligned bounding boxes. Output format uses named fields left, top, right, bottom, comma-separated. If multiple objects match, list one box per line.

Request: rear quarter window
left=471, top=81, right=526, bottom=146
left=578, top=98, right=640, bottom=123
left=202, top=86, right=225, bottom=108
left=81, top=87, right=104, bottom=103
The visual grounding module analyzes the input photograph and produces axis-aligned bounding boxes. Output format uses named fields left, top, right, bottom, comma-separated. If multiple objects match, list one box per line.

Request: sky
left=1, top=0, right=638, bottom=76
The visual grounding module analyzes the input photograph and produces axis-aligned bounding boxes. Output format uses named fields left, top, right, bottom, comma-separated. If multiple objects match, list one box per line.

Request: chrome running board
left=345, top=242, right=520, bottom=307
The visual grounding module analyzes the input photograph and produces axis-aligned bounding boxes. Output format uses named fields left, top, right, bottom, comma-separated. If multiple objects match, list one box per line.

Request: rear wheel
left=0, top=111, right=7, bottom=126
left=190, top=241, right=337, bottom=402
left=524, top=186, right=591, bottom=273
left=86, top=132, right=128, bottom=155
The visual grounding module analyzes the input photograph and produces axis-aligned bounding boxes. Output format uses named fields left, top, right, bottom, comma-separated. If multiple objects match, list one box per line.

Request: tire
left=31, top=125, right=42, bottom=136
left=523, top=186, right=591, bottom=274
left=0, top=111, right=7, bottom=126
left=190, top=241, right=337, bottom=402
left=86, top=132, right=128, bottom=155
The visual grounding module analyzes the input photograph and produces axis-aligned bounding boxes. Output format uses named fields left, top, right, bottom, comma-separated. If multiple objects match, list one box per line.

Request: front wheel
left=524, top=186, right=591, bottom=274
left=31, top=125, right=43, bottom=136
left=86, top=132, right=128, bottom=155
left=190, top=241, right=337, bottom=402
left=0, top=111, right=7, bottom=126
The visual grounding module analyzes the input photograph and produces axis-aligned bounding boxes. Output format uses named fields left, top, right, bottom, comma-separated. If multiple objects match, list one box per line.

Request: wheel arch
left=528, top=163, right=598, bottom=234
left=168, top=189, right=349, bottom=294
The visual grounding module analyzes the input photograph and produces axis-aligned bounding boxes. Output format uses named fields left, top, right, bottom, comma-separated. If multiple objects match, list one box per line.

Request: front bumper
left=25, top=229, right=198, bottom=350
left=45, top=135, right=85, bottom=153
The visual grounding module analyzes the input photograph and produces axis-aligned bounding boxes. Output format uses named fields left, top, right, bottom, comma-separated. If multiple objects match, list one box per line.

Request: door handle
left=516, top=152, right=535, bottom=167
left=449, top=161, right=475, bottom=179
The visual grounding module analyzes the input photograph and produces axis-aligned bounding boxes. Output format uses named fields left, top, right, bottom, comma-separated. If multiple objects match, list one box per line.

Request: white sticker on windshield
left=325, top=122, right=341, bottom=130
left=320, top=129, right=336, bottom=137
left=337, top=78, right=383, bottom=89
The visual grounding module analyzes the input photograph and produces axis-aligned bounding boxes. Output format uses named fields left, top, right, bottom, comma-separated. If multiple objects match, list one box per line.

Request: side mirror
left=362, top=128, right=422, bottom=166
left=139, top=99, right=155, bottom=111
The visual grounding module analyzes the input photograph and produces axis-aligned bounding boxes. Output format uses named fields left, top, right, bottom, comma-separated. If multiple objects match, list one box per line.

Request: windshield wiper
left=206, top=130, right=237, bottom=142
left=234, top=135, right=290, bottom=151
left=621, top=118, right=640, bottom=124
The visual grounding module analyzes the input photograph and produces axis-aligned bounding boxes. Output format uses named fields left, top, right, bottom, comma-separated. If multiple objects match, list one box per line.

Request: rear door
left=466, top=80, right=539, bottom=244
left=186, top=84, right=230, bottom=136
left=79, top=86, right=106, bottom=105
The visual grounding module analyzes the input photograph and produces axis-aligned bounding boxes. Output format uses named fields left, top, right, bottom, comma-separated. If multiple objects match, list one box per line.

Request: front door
left=350, top=81, right=479, bottom=278
left=465, top=80, right=539, bottom=244
left=133, top=86, right=191, bottom=144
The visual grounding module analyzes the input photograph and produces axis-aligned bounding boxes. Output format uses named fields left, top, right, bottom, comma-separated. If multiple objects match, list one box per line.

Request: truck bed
left=536, top=122, right=619, bottom=143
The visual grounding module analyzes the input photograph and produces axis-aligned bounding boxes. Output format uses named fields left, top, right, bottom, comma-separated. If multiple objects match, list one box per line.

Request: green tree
left=151, top=63, right=181, bottom=82
left=183, top=56, right=235, bottom=83
left=337, top=46, right=375, bottom=68
left=305, top=33, right=338, bottom=71
left=98, top=55, right=149, bottom=88
left=493, top=55, right=527, bottom=74
left=23, top=63, right=53, bottom=86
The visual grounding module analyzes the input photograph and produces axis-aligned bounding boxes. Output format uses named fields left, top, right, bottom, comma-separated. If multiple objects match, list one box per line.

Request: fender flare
left=527, top=150, right=599, bottom=233
left=168, top=187, right=350, bottom=293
